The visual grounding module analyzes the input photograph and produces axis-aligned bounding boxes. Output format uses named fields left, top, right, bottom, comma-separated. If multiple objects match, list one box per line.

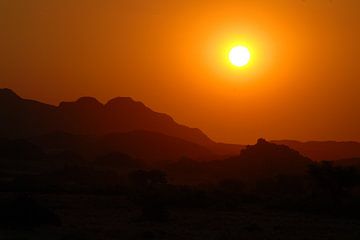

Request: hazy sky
left=1, top=0, right=360, bottom=144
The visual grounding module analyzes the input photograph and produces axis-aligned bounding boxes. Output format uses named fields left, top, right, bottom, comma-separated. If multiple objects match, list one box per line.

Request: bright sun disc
left=229, top=46, right=251, bottom=67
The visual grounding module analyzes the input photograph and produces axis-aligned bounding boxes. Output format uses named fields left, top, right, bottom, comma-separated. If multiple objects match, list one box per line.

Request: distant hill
left=0, top=88, right=243, bottom=156
left=272, top=140, right=360, bottom=161
left=210, top=139, right=313, bottom=181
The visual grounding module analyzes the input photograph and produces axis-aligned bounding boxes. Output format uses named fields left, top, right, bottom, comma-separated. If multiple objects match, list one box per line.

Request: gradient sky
left=1, top=0, right=360, bottom=144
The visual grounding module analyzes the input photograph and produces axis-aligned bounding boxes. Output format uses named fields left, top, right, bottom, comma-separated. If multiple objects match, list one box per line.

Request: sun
left=229, top=46, right=251, bottom=67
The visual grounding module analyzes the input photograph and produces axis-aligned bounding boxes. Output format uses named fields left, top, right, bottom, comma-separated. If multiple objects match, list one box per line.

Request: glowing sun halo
left=229, top=46, right=251, bottom=67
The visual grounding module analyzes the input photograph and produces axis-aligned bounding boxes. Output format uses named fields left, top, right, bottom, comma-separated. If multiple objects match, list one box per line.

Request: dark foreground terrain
left=1, top=139, right=360, bottom=239
left=2, top=90, right=360, bottom=239
left=1, top=193, right=360, bottom=240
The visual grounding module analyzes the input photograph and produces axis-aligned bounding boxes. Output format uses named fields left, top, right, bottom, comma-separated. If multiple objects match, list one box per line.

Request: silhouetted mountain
left=30, top=130, right=216, bottom=161
left=272, top=140, right=360, bottom=161
left=0, top=89, right=242, bottom=155
left=210, top=139, right=313, bottom=181
left=0, top=89, right=57, bottom=138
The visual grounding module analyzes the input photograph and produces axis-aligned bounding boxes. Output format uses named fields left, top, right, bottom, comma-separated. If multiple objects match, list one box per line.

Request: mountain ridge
left=28, top=130, right=216, bottom=161
left=272, top=140, right=360, bottom=161
left=0, top=88, right=243, bottom=156
left=208, top=138, right=313, bottom=182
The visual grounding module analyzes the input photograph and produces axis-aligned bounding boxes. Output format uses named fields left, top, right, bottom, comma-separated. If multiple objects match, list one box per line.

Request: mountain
left=0, top=89, right=57, bottom=138
left=30, top=131, right=215, bottom=161
left=0, top=88, right=243, bottom=156
left=272, top=140, right=360, bottom=161
left=210, top=139, right=313, bottom=181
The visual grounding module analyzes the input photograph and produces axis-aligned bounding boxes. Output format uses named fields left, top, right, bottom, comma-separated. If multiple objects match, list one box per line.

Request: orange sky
left=1, top=0, right=360, bottom=144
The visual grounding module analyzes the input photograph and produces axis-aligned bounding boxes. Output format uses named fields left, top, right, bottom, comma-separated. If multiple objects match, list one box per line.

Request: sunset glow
left=1, top=0, right=360, bottom=144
